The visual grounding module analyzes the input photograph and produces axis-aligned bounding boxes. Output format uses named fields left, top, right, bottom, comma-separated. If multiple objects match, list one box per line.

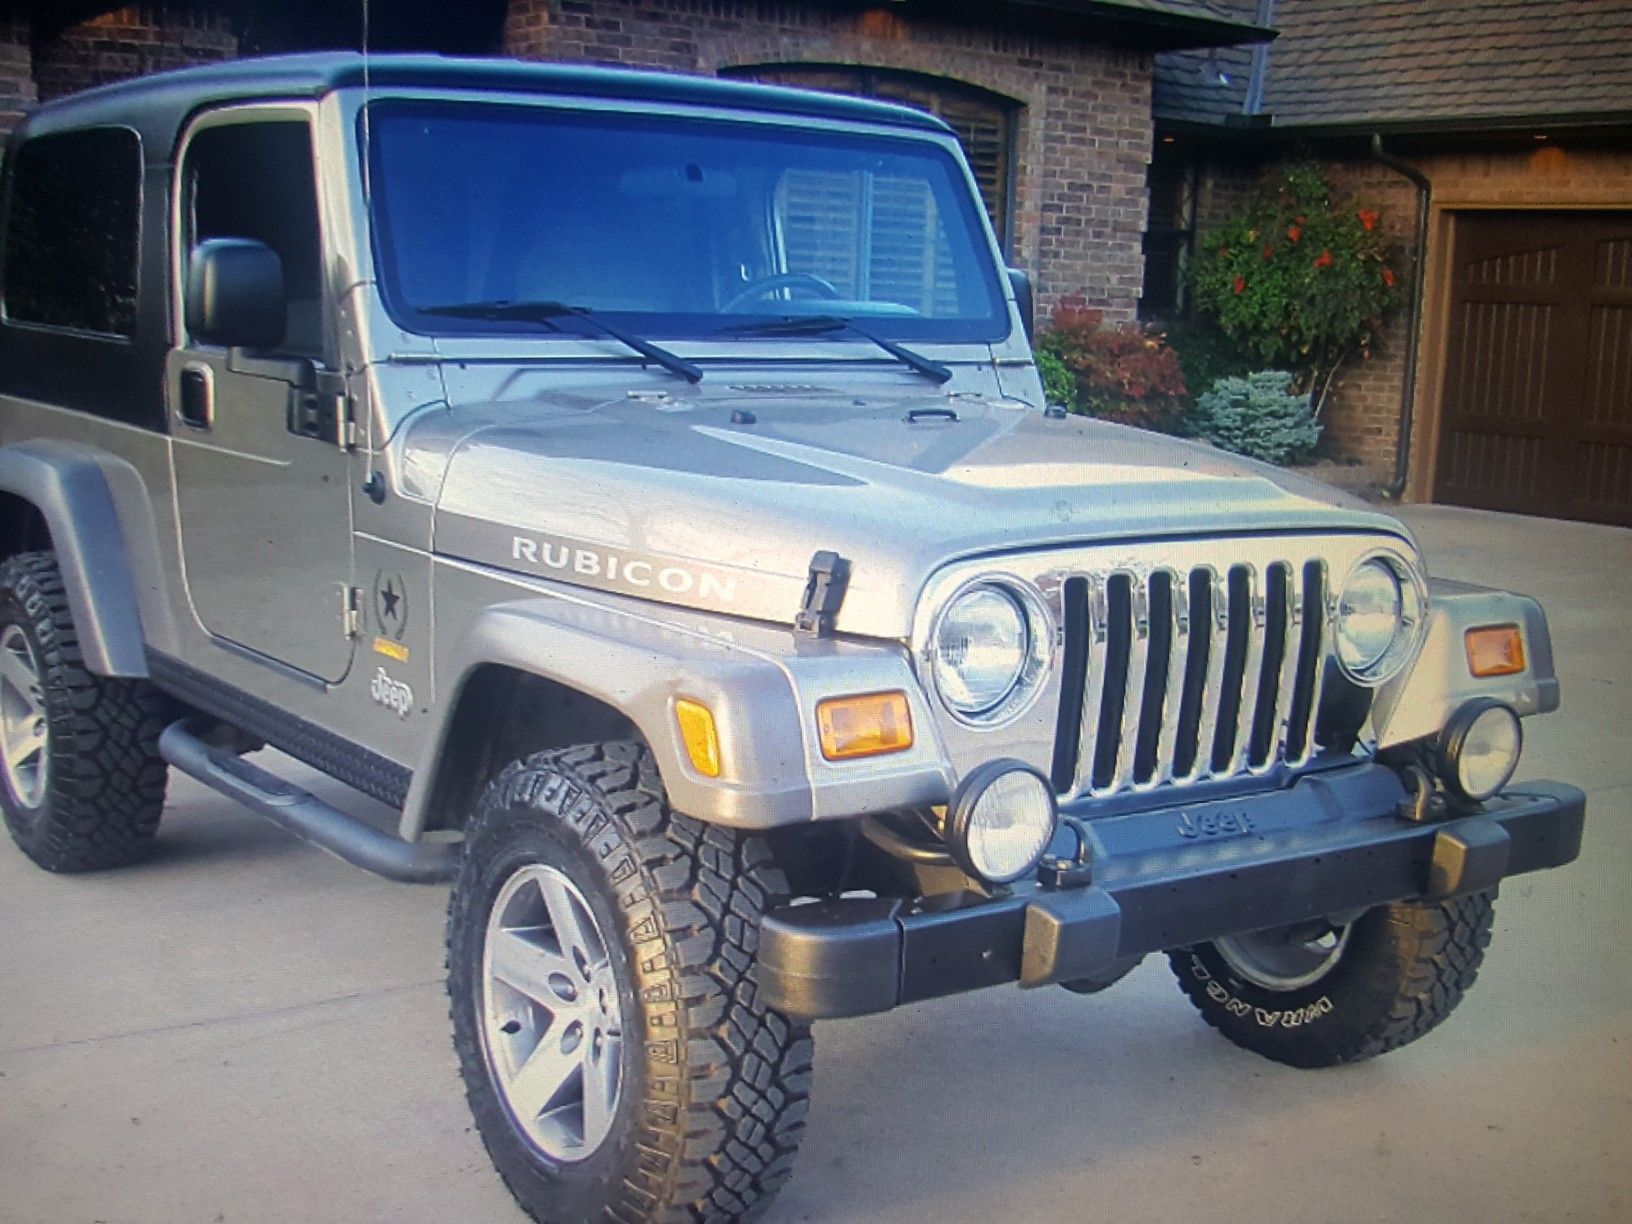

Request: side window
left=183, top=120, right=324, bottom=356
left=1, top=127, right=142, bottom=337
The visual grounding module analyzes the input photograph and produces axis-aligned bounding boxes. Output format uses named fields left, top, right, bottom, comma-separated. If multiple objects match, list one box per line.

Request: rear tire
left=446, top=741, right=813, bottom=1223
left=0, top=552, right=171, bottom=872
left=1168, top=891, right=1496, bottom=1068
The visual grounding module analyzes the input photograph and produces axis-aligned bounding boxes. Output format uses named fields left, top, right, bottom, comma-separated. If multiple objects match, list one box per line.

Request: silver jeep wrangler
left=0, top=54, right=1585, bottom=1223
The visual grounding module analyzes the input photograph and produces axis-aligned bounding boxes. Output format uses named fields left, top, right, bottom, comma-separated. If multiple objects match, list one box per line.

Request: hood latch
left=794, top=551, right=851, bottom=638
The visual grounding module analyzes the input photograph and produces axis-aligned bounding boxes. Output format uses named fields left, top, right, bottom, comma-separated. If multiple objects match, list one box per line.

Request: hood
left=413, top=383, right=1407, bottom=639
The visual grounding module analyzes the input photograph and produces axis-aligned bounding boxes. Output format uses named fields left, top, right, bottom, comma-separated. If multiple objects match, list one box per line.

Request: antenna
left=360, top=0, right=373, bottom=210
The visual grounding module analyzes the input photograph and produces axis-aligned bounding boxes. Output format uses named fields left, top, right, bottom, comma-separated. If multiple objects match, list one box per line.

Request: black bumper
left=758, top=766, right=1586, bottom=1020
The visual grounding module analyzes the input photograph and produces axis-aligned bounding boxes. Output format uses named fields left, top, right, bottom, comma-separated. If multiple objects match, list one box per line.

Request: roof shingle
left=1156, top=0, right=1632, bottom=129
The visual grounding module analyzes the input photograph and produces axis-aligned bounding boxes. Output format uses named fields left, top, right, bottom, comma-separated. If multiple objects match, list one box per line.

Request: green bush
left=1189, top=164, right=1399, bottom=417
left=1161, top=319, right=1254, bottom=417
left=1036, top=347, right=1078, bottom=413
left=1191, top=370, right=1322, bottom=465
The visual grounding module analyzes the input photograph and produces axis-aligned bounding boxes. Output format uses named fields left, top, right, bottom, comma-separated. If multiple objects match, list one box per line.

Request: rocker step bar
left=158, top=718, right=459, bottom=884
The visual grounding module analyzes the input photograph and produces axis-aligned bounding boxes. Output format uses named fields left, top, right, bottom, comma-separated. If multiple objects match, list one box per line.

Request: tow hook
left=1397, top=763, right=1447, bottom=824
left=1038, top=815, right=1096, bottom=889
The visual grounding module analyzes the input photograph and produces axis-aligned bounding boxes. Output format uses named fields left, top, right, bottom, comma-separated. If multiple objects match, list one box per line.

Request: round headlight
left=947, top=761, right=1059, bottom=884
left=1439, top=699, right=1522, bottom=803
left=930, top=583, right=1037, bottom=721
left=1335, top=552, right=1425, bottom=685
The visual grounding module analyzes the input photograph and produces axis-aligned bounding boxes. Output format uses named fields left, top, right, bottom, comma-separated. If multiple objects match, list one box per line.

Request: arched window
left=724, top=64, right=1018, bottom=251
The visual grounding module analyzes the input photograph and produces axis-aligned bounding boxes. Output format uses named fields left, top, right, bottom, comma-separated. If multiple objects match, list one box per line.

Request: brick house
left=1152, top=1, right=1632, bottom=525
left=7, top=3, right=1629, bottom=524
left=0, top=0, right=1268, bottom=324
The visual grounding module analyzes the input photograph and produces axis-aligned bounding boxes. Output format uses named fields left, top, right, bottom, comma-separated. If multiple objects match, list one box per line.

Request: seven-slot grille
left=1050, top=559, right=1330, bottom=799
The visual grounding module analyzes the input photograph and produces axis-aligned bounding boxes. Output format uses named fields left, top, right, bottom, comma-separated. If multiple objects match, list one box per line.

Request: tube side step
left=159, top=718, right=459, bottom=884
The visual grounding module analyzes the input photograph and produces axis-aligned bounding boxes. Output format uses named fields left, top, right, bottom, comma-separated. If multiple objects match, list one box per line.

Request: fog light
left=946, top=761, right=1058, bottom=885
left=1439, top=699, right=1522, bottom=803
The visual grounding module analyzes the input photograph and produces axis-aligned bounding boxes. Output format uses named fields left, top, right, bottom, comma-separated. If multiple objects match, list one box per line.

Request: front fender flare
left=1373, top=577, right=1560, bottom=747
left=400, top=594, right=952, bottom=839
left=0, top=440, right=148, bottom=677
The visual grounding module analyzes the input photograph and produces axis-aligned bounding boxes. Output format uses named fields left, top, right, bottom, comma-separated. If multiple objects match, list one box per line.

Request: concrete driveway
left=2, top=506, right=1628, bottom=1224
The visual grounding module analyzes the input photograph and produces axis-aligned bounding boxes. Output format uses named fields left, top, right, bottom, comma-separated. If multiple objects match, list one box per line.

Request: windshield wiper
left=418, top=299, right=703, bottom=384
left=720, top=315, right=953, bottom=384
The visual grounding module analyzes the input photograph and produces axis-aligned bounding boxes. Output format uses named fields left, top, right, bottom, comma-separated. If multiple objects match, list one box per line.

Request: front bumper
left=758, top=765, right=1585, bottom=1020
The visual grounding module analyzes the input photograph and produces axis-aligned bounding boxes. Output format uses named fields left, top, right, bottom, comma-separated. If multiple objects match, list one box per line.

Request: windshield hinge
left=342, top=585, right=363, bottom=639
left=794, top=551, right=851, bottom=639
left=313, top=368, right=359, bottom=449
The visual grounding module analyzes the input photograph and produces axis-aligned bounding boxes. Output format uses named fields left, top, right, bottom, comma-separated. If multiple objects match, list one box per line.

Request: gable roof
left=1157, top=0, right=1632, bottom=132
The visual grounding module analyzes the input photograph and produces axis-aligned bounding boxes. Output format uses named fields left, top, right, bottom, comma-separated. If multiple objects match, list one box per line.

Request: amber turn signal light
left=1465, top=624, right=1526, bottom=678
left=675, top=699, right=721, bottom=778
left=817, top=691, right=914, bottom=761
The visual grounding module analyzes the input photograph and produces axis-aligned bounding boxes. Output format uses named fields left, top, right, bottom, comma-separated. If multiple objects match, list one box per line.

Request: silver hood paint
left=411, top=376, right=1410, bottom=640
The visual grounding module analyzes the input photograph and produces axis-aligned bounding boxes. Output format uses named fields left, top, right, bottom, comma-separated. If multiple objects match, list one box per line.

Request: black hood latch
left=794, top=551, right=851, bottom=638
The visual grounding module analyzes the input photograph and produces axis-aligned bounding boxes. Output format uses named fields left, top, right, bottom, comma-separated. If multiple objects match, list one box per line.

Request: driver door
left=167, top=110, right=357, bottom=683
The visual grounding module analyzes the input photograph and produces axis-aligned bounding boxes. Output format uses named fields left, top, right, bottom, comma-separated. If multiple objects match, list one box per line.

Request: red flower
left=1358, top=208, right=1379, bottom=232
left=1382, top=266, right=1396, bottom=287
left=1286, top=224, right=1302, bottom=242
left=1262, top=243, right=1275, bottom=260
left=1313, top=249, right=1334, bottom=269
left=1232, top=275, right=1247, bottom=295
left=1217, top=244, right=1230, bottom=259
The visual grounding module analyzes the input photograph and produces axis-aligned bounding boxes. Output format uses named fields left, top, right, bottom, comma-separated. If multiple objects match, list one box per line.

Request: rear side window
left=1, top=127, right=142, bottom=338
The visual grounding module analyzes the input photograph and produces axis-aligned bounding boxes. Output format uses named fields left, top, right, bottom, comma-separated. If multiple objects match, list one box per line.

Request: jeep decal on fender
left=371, top=668, right=415, bottom=719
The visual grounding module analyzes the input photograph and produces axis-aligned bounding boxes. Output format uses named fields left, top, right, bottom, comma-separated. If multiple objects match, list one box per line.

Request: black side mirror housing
left=1007, top=267, right=1035, bottom=346
left=186, top=238, right=286, bottom=350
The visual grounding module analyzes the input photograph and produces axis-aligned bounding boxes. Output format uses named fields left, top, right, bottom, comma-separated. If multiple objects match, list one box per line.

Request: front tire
left=446, top=741, right=813, bottom=1223
left=0, top=551, right=172, bottom=872
left=1168, top=891, right=1496, bottom=1068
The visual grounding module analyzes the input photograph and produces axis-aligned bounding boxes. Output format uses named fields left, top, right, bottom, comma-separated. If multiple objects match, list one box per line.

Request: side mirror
left=1007, top=267, right=1035, bottom=346
left=186, top=238, right=285, bottom=350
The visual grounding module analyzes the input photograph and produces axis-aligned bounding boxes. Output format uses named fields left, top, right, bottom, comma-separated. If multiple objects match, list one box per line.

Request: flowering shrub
left=1191, top=370, right=1322, bottom=465
left=1190, top=164, right=1399, bottom=416
left=1036, top=306, right=1188, bottom=431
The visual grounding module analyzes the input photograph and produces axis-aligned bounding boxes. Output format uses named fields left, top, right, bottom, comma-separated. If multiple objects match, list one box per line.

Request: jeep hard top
left=0, top=53, right=1585, bottom=1223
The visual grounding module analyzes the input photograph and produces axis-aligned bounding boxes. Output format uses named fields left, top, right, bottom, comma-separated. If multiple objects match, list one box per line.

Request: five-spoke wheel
left=0, top=623, right=48, bottom=811
left=482, top=863, right=624, bottom=1163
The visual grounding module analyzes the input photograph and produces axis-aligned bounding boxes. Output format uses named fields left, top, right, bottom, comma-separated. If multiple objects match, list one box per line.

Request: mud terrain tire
left=0, top=551, right=171, bottom=872
left=446, top=741, right=813, bottom=1223
left=1168, top=891, right=1496, bottom=1068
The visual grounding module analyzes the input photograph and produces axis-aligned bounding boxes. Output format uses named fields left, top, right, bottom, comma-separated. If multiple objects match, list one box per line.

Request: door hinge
left=342, top=586, right=363, bottom=639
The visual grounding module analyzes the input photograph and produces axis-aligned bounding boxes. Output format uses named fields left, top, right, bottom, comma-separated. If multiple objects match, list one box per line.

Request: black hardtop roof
left=13, top=51, right=954, bottom=157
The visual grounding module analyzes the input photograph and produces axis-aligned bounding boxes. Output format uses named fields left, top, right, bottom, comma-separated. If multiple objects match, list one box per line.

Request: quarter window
left=1, top=127, right=142, bottom=337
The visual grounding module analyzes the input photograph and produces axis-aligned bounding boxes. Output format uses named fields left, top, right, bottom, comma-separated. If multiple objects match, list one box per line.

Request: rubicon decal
left=509, top=536, right=739, bottom=603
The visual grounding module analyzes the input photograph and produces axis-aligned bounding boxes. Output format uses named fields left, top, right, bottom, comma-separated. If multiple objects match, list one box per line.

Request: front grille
left=1051, top=558, right=1329, bottom=799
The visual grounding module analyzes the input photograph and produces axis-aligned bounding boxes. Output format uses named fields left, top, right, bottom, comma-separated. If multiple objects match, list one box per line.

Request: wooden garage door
left=1435, top=212, right=1632, bottom=525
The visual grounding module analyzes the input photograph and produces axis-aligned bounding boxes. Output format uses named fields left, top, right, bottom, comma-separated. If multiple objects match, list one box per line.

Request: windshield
left=365, top=101, right=1009, bottom=343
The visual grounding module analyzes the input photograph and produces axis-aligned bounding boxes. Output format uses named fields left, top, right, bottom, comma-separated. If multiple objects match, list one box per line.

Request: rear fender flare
left=0, top=440, right=148, bottom=677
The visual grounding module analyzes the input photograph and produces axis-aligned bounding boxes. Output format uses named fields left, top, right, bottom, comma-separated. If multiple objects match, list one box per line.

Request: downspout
left=1370, top=135, right=1431, bottom=500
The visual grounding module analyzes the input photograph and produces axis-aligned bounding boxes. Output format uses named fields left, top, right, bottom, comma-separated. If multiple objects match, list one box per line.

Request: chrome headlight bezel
left=923, top=577, right=1053, bottom=728
left=1334, top=548, right=1429, bottom=687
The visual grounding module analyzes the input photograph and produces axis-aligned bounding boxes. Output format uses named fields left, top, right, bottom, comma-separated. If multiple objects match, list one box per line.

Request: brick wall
left=502, top=0, right=1156, bottom=319
left=30, top=5, right=236, bottom=104
left=0, top=16, right=34, bottom=137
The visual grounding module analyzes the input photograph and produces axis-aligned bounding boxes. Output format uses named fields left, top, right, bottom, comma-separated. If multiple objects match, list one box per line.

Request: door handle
left=179, top=363, right=214, bottom=430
